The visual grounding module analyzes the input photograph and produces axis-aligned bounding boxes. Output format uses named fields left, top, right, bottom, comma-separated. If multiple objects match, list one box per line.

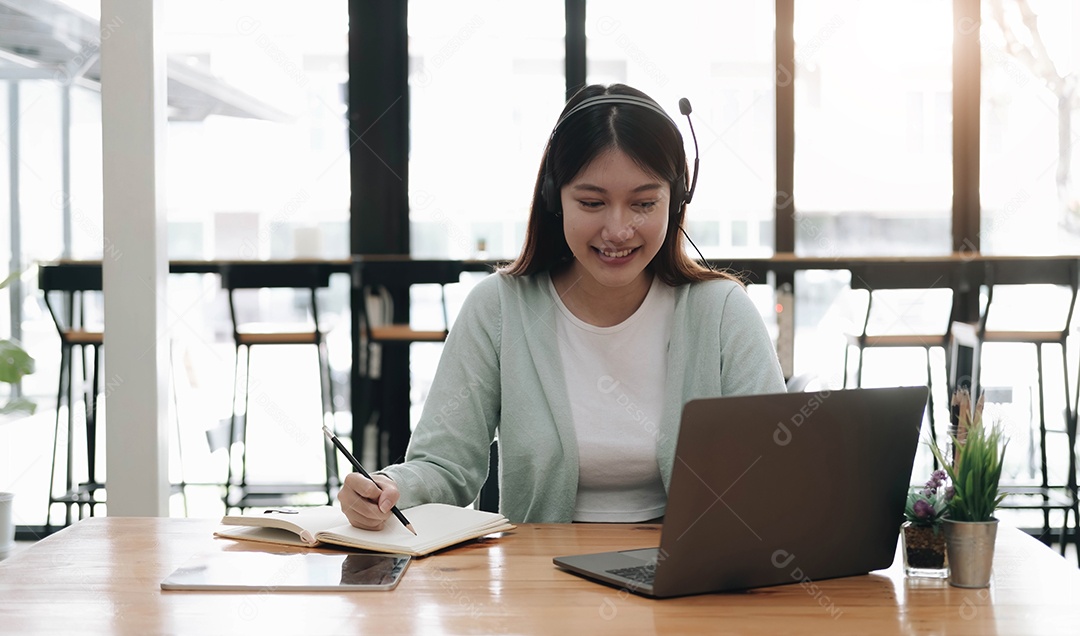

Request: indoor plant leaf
left=0, top=340, right=34, bottom=385
left=0, top=396, right=35, bottom=416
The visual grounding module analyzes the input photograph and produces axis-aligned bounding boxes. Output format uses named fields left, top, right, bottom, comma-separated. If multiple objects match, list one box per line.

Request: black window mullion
left=348, top=0, right=411, bottom=461
left=952, top=0, right=981, bottom=254
left=565, top=0, right=586, bottom=99
left=775, top=0, right=795, bottom=255
left=349, top=0, right=410, bottom=257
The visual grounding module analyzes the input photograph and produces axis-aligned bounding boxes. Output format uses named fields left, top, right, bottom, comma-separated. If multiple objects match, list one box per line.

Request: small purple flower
left=906, top=470, right=953, bottom=525
left=924, top=469, right=947, bottom=493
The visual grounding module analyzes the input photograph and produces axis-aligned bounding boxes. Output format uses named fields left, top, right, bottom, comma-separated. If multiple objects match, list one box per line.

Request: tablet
left=160, top=551, right=410, bottom=592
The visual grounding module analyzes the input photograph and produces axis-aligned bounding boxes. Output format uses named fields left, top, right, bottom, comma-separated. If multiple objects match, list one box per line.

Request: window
left=408, top=0, right=565, bottom=259
left=3, top=0, right=351, bottom=527
left=793, top=1, right=953, bottom=256
left=163, top=0, right=350, bottom=261
left=979, top=0, right=1080, bottom=254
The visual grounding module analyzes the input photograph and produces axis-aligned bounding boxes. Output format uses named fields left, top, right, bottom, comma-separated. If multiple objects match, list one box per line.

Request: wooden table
left=2, top=518, right=1078, bottom=634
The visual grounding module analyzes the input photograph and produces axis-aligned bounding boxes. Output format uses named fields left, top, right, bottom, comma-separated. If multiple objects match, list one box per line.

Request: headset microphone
left=676, top=98, right=711, bottom=270
left=679, top=98, right=700, bottom=205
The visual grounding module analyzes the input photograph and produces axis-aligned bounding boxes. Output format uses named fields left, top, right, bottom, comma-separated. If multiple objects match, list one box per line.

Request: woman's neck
left=551, top=264, right=653, bottom=327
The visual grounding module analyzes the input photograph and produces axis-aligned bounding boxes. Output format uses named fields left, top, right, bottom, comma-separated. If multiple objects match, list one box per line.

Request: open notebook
left=216, top=503, right=514, bottom=557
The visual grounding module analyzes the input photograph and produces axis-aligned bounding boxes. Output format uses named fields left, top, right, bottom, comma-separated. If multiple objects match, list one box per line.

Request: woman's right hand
left=337, top=472, right=401, bottom=530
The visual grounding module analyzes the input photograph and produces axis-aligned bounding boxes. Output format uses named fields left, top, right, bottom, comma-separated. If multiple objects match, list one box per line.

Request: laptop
left=553, top=386, right=928, bottom=598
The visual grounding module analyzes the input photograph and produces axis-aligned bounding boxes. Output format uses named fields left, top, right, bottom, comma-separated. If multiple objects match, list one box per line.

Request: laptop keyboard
left=606, top=565, right=656, bottom=586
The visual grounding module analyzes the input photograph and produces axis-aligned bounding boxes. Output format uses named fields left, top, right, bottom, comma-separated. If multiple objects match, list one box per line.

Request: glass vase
left=901, top=521, right=948, bottom=578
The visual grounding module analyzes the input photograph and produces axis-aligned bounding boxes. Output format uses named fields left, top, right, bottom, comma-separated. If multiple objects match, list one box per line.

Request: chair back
left=220, top=262, right=335, bottom=341
left=353, top=258, right=465, bottom=338
left=220, top=262, right=332, bottom=291
left=849, top=261, right=961, bottom=292
left=848, top=261, right=960, bottom=338
left=38, top=263, right=104, bottom=337
left=978, top=259, right=1079, bottom=335
left=353, top=258, right=463, bottom=288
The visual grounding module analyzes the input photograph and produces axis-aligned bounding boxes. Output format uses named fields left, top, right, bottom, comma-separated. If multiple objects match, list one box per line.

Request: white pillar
left=100, top=0, right=169, bottom=516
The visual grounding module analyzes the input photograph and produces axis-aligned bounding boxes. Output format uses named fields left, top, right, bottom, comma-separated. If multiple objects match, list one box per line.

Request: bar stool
left=842, top=262, right=959, bottom=453
left=39, top=263, right=192, bottom=528
left=39, top=263, right=105, bottom=529
left=949, top=259, right=1079, bottom=562
left=221, top=262, right=339, bottom=511
left=353, top=258, right=462, bottom=467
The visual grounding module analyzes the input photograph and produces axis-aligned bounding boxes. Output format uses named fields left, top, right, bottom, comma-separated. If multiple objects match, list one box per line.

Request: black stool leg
left=225, top=343, right=243, bottom=510
left=169, top=341, right=190, bottom=517
left=240, top=346, right=252, bottom=499
left=383, top=343, right=410, bottom=467
left=65, top=343, right=77, bottom=527
left=86, top=343, right=102, bottom=517
left=1059, top=339, right=1078, bottom=561
left=1035, top=344, right=1052, bottom=545
left=356, top=338, right=379, bottom=467
left=926, top=346, right=938, bottom=470
left=46, top=343, right=70, bottom=532
left=842, top=343, right=851, bottom=389
left=316, top=338, right=338, bottom=499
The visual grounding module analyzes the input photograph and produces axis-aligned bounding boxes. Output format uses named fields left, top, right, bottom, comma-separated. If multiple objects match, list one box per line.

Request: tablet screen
left=161, top=551, right=410, bottom=591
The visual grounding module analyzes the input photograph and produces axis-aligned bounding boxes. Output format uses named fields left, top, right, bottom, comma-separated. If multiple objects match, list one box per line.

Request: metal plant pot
left=943, top=518, right=998, bottom=588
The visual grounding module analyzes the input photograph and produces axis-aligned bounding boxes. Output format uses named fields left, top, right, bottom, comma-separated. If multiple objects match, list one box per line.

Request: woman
left=339, top=84, right=785, bottom=527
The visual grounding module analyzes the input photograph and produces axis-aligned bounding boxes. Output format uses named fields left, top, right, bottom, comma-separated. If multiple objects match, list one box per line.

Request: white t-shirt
left=549, top=275, right=676, bottom=522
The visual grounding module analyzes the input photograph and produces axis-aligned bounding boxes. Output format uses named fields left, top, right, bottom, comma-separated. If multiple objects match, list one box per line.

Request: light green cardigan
left=382, top=271, right=787, bottom=523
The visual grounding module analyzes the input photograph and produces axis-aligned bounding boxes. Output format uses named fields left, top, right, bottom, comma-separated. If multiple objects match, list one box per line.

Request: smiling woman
left=335, top=84, right=787, bottom=528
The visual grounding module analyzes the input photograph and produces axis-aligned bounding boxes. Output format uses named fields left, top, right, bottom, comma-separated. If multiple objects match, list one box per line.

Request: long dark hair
left=503, top=84, right=737, bottom=285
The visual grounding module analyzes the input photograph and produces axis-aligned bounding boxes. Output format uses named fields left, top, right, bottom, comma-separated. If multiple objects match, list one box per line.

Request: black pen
left=322, top=425, right=416, bottom=535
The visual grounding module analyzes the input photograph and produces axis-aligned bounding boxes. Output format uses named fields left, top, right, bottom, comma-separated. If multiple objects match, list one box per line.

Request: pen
left=322, top=425, right=417, bottom=535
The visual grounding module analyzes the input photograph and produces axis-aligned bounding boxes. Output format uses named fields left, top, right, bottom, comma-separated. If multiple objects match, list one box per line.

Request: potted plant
left=930, top=389, right=1008, bottom=588
left=0, top=271, right=36, bottom=560
left=901, top=468, right=951, bottom=578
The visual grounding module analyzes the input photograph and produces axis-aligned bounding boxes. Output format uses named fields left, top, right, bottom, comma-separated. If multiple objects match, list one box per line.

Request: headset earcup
left=671, top=179, right=687, bottom=219
left=543, top=173, right=561, bottom=216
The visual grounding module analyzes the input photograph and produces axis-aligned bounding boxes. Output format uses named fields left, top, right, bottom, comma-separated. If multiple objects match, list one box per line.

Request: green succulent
left=930, top=390, right=1007, bottom=523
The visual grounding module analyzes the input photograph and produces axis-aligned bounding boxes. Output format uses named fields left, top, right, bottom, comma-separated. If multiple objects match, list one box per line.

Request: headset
left=540, top=92, right=710, bottom=268
left=541, top=94, right=700, bottom=217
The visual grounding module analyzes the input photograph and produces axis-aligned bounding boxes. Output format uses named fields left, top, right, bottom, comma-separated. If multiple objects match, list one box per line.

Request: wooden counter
left=1, top=518, right=1078, bottom=634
